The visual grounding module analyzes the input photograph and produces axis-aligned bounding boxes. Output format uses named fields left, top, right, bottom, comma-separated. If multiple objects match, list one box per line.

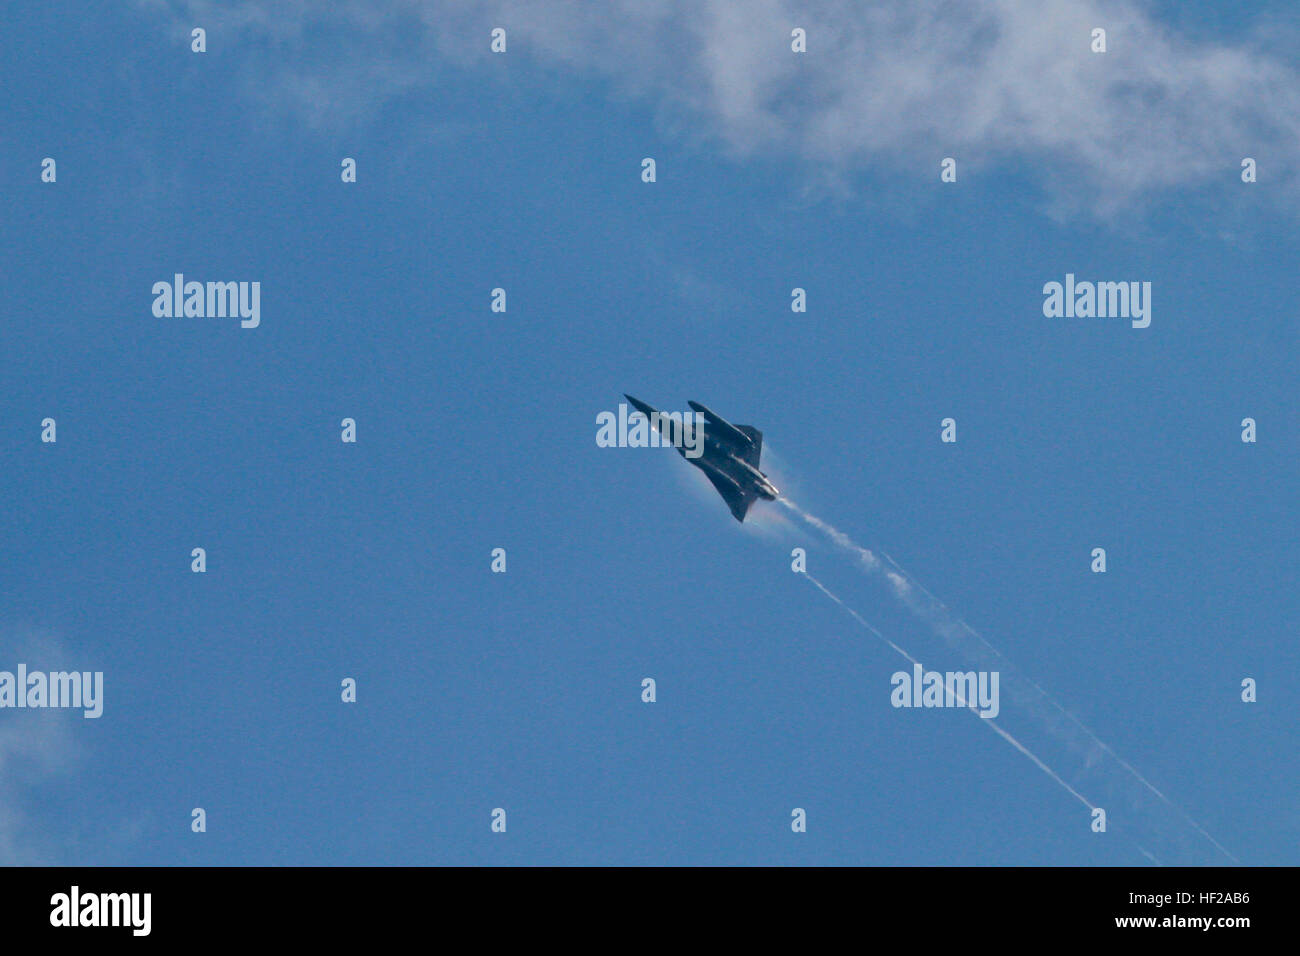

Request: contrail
left=781, top=497, right=1237, bottom=864
left=803, top=572, right=1099, bottom=813
left=801, top=571, right=1175, bottom=865
left=873, top=547, right=1239, bottom=864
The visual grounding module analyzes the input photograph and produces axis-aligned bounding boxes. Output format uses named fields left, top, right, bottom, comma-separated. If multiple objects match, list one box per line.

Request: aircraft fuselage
left=624, top=394, right=778, bottom=521
left=695, top=450, right=778, bottom=500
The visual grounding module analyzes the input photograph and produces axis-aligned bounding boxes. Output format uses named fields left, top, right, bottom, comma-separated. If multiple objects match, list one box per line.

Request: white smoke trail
left=803, top=572, right=1099, bottom=814
left=800, top=572, right=1170, bottom=868
left=782, top=497, right=1237, bottom=864
left=873, top=547, right=1239, bottom=864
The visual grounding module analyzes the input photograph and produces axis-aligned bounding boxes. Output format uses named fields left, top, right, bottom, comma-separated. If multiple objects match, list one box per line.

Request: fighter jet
left=624, top=394, right=779, bottom=522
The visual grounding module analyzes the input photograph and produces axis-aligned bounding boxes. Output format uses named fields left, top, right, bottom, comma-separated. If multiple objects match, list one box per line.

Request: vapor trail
left=800, top=574, right=1180, bottom=868
left=803, top=572, right=1099, bottom=813
left=781, top=497, right=1237, bottom=864
left=873, top=547, right=1239, bottom=865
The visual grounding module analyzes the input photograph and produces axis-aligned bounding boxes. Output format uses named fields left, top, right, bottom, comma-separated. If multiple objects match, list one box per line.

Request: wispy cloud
left=146, top=0, right=1300, bottom=215
left=0, top=630, right=81, bottom=866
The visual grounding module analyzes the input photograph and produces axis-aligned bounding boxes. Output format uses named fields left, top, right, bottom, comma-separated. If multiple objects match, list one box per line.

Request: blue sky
left=0, top=1, right=1295, bottom=865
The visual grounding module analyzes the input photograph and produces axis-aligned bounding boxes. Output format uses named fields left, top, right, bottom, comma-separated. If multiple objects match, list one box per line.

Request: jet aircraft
left=624, top=394, right=779, bottom=522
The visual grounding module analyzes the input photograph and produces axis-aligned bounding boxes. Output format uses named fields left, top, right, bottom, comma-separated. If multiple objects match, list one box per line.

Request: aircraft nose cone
left=624, top=394, right=655, bottom=416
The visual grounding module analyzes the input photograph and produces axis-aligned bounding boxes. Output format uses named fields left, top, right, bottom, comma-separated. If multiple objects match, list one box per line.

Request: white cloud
left=0, top=631, right=81, bottom=865
left=150, top=0, right=1300, bottom=214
